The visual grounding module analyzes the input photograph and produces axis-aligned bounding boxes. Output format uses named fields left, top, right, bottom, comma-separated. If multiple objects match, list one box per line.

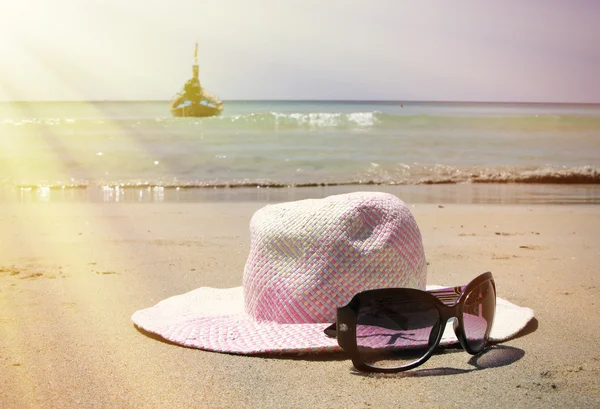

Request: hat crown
left=243, top=192, right=427, bottom=324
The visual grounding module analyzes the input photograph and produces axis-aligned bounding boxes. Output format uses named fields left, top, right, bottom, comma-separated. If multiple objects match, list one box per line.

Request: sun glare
left=0, top=4, right=184, bottom=398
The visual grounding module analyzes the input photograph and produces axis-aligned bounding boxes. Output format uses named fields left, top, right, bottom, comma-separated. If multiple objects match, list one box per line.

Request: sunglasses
left=324, top=272, right=496, bottom=372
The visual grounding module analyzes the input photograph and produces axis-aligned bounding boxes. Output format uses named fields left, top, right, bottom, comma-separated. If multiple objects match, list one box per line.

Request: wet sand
left=2, top=183, right=600, bottom=205
left=1, top=195, right=599, bottom=408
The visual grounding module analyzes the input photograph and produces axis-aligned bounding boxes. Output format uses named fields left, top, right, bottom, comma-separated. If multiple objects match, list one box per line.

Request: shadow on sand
left=350, top=344, right=526, bottom=379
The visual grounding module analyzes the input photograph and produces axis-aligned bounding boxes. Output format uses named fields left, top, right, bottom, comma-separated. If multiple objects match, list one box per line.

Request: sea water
left=0, top=100, right=599, bottom=203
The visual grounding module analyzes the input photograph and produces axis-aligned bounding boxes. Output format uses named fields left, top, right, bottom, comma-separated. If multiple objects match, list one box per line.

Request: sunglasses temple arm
left=323, top=322, right=337, bottom=338
left=428, top=284, right=467, bottom=306
left=324, top=284, right=469, bottom=336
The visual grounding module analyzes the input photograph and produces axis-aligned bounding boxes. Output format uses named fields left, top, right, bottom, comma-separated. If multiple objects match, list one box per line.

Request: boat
left=170, top=43, right=224, bottom=118
left=169, top=92, right=224, bottom=117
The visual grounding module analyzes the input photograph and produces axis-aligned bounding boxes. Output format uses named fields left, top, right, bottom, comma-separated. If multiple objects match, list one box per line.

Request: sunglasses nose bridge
left=438, top=303, right=463, bottom=338
left=439, top=302, right=461, bottom=321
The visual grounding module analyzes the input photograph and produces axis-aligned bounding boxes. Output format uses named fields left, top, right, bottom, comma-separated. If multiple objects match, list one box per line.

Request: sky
left=0, top=0, right=599, bottom=102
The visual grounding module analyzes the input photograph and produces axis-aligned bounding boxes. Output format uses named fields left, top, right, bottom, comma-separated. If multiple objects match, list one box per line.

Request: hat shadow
left=134, top=325, right=189, bottom=347
left=508, top=317, right=539, bottom=339
left=133, top=318, right=538, bottom=369
left=134, top=324, right=351, bottom=361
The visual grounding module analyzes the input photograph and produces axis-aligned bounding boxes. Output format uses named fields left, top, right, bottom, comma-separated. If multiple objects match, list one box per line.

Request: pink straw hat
left=132, top=192, right=534, bottom=354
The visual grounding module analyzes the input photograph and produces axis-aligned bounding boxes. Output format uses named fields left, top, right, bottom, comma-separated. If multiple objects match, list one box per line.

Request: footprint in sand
left=0, top=267, right=20, bottom=276
left=1, top=265, right=68, bottom=280
left=519, top=245, right=542, bottom=250
left=492, top=254, right=521, bottom=260
left=496, top=232, right=541, bottom=236
left=20, top=272, right=44, bottom=279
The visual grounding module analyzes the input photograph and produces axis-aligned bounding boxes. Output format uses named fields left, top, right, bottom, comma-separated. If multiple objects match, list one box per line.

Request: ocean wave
left=412, top=165, right=600, bottom=184
left=6, top=166, right=599, bottom=190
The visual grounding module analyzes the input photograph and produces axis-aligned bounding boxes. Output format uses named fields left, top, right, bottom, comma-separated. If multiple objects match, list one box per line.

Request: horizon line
left=1, top=99, right=600, bottom=106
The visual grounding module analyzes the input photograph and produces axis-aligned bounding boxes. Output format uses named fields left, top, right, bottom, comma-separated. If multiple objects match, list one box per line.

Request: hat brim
left=131, top=286, right=534, bottom=355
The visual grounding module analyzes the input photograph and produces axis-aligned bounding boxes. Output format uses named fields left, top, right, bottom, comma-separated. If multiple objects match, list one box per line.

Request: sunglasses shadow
left=350, top=345, right=525, bottom=379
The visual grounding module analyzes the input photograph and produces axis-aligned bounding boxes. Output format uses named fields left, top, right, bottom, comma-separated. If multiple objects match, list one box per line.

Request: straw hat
left=132, top=192, right=534, bottom=354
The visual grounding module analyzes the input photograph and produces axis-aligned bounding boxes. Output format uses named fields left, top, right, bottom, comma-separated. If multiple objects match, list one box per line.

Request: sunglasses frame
left=332, top=272, right=496, bottom=373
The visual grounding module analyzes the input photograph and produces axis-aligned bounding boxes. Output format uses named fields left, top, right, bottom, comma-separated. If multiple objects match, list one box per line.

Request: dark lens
left=462, top=280, right=495, bottom=352
left=356, top=298, right=440, bottom=369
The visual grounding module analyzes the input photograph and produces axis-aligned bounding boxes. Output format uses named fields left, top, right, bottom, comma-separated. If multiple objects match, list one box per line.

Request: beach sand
left=1, top=192, right=599, bottom=408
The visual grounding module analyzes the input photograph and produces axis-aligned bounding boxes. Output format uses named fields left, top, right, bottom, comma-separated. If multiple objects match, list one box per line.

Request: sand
left=1, top=193, right=599, bottom=408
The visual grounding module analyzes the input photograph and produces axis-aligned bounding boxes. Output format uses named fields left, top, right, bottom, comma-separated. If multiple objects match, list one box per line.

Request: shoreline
left=1, top=183, right=600, bottom=205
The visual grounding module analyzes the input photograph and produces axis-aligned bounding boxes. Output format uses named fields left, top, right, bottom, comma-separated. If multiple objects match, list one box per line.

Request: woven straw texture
left=132, top=192, right=534, bottom=354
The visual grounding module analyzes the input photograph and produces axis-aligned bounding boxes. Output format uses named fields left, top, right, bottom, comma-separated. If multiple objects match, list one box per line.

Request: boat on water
left=170, top=91, right=224, bottom=117
left=170, top=43, right=224, bottom=118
